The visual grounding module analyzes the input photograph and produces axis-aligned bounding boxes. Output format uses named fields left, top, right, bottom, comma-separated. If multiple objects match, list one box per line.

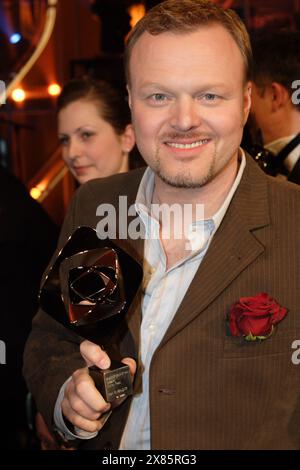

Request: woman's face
left=58, top=99, right=134, bottom=184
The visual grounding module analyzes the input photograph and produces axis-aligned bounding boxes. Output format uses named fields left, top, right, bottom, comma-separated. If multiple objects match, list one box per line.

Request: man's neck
left=263, top=108, right=300, bottom=145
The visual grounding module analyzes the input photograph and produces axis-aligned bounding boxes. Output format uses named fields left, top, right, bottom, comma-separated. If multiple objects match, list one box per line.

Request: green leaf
left=244, top=332, right=257, bottom=341
left=244, top=326, right=275, bottom=342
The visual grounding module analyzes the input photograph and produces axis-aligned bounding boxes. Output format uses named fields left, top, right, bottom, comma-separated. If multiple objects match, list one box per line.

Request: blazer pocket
left=221, top=328, right=300, bottom=359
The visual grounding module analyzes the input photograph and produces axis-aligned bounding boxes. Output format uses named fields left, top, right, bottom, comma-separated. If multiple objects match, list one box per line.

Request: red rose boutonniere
left=228, top=292, right=288, bottom=341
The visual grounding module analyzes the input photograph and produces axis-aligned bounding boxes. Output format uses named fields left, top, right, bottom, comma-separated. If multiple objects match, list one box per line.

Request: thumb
left=80, top=340, right=111, bottom=369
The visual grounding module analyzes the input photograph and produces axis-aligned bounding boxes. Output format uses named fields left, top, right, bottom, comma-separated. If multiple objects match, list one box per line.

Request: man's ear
left=243, top=81, right=252, bottom=124
left=270, top=82, right=289, bottom=112
left=121, top=124, right=135, bottom=153
left=127, top=85, right=132, bottom=109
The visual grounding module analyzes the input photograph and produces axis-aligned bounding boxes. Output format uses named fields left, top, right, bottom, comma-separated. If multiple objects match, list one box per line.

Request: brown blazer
left=24, top=154, right=300, bottom=450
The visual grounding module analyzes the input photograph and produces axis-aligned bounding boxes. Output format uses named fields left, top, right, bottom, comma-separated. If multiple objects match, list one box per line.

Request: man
left=24, top=0, right=300, bottom=450
left=0, top=165, right=58, bottom=448
left=250, top=31, right=300, bottom=184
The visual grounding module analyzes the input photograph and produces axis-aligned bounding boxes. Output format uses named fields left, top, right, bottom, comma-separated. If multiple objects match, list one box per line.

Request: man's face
left=128, top=25, right=251, bottom=189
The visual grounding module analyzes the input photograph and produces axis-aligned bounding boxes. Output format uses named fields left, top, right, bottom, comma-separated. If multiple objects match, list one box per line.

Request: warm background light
left=30, top=181, right=47, bottom=200
left=48, top=83, right=61, bottom=96
left=11, top=88, right=26, bottom=102
left=128, top=4, right=145, bottom=29
left=30, top=187, right=42, bottom=199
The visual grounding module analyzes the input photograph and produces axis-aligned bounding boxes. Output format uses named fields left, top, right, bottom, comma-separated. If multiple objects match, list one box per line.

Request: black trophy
left=39, top=226, right=143, bottom=402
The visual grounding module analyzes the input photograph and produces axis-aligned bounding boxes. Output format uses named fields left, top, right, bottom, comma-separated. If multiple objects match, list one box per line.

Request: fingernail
left=99, top=358, right=109, bottom=369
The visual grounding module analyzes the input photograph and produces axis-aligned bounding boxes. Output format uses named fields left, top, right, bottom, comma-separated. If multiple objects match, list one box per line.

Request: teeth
left=167, top=140, right=209, bottom=149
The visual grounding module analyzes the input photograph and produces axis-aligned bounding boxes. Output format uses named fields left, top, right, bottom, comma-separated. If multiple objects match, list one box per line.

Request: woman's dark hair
left=57, top=77, right=145, bottom=169
left=57, top=77, right=131, bottom=135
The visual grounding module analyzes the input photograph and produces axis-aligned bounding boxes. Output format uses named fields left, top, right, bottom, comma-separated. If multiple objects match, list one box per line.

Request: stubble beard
left=152, top=143, right=217, bottom=189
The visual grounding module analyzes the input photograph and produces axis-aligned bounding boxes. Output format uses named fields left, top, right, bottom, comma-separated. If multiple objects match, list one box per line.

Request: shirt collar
left=265, top=135, right=296, bottom=155
left=265, top=135, right=300, bottom=172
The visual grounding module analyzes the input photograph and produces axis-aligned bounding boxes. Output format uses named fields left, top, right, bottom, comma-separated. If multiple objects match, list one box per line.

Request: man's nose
left=170, top=96, right=201, bottom=132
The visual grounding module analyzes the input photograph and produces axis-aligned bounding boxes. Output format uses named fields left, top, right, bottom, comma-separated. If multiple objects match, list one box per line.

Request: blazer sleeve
left=23, top=190, right=86, bottom=430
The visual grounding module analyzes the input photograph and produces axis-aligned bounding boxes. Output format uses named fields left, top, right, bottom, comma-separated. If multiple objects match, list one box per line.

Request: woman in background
left=57, top=77, right=143, bottom=185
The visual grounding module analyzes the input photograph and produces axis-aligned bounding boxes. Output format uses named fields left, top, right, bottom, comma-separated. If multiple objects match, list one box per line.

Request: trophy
left=39, top=226, right=143, bottom=402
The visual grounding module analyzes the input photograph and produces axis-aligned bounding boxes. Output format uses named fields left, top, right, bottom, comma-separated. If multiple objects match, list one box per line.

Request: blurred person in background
left=0, top=164, right=58, bottom=449
left=57, top=77, right=144, bottom=185
left=249, top=31, right=300, bottom=184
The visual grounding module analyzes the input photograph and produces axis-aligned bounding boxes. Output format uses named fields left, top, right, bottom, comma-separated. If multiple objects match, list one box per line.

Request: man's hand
left=61, top=340, right=136, bottom=434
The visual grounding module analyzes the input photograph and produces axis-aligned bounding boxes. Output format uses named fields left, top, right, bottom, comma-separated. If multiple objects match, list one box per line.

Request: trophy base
left=89, top=360, right=133, bottom=403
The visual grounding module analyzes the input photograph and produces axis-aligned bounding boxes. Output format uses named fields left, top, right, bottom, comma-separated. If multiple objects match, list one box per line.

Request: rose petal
left=227, top=293, right=288, bottom=339
left=272, top=307, right=288, bottom=324
left=229, top=319, right=241, bottom=337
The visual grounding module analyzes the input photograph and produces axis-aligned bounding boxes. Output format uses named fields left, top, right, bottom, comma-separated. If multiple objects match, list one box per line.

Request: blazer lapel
left=160, top=155, right=270, bottom=345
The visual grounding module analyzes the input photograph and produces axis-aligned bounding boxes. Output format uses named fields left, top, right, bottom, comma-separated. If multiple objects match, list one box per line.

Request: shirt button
left=148, top=324, right=155, bottom=331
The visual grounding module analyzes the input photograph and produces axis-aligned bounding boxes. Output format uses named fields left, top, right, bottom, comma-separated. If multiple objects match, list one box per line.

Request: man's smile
left=165, top=139, right=211, bottom=149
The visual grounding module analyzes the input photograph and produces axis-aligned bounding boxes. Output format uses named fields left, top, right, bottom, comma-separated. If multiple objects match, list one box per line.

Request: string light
left=30, top=187, right=42, bottom=200
left=48, top=83, right=61, bottom=96
left=30, top=181, right=47, bottom=200
left=10, top=33, right=22, bottom=44
left=11, top=88, right=26, bottom=102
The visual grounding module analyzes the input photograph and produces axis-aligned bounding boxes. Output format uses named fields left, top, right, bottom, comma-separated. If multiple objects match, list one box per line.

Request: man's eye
left=150, top=93, right=168, bottom=103
left=203, top=93, right=218, bottom=101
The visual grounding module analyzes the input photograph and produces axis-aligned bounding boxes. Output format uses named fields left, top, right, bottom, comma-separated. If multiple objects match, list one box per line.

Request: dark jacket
left=24, top=155, right=300, bottom=449
left=0, top=165, right=58, bottom=448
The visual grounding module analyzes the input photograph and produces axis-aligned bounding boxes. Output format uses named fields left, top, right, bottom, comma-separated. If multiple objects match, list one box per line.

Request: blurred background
left=0, top=0, right=299, bottom=225
left=0, top=0, right=299, bottom=451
